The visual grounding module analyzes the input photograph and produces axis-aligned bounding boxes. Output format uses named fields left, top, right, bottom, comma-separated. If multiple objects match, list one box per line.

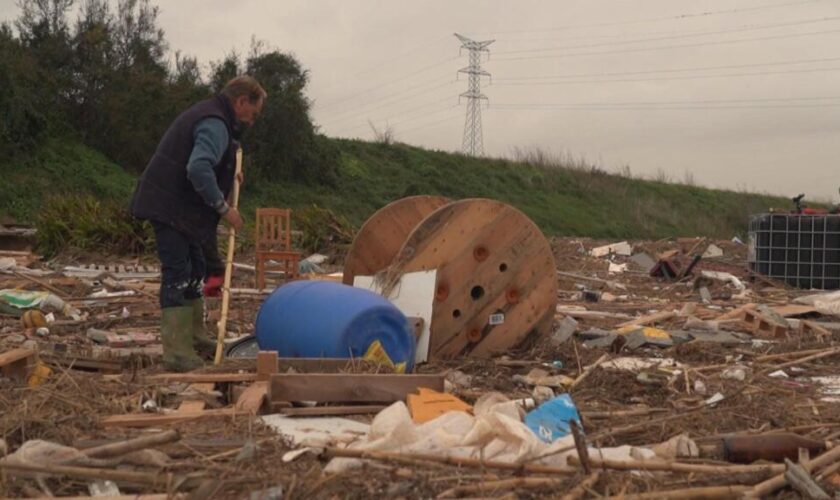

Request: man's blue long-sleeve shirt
left=186, top=118, right=229, bottom=214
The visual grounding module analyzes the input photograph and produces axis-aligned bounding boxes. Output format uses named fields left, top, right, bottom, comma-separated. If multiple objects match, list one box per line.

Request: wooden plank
left=556, top=308, right=632, bottom=320
left=617, top=310, right=677, bottom=328
left=799, top=320, right=831, bottom=341
left=142, top=372, right=257, bottom=383
left=279, top=405, right=388, bottom=417
left=0, top=348, right=36, bottom=381
left=772, top=304, right=818, bottom=318
left=269, top=373, right=445, bottom=403
left=0, top=249, right=35, bottom=256
left=177, top=383, right=215, bottom=413
left=101, top=407, right=245, bottom=428
left=257, top=351, right=278, bottom=381
left=715, top=303, right=757, bottom=321
left=235, top=381, right=268, bottom=414
left=276, top=357, right=362, bottom=372
left=0, top=348, right=36, bottom=367
left=41, top=354, right=122, bottom=374
left=11, top=270, right=69, bottom=298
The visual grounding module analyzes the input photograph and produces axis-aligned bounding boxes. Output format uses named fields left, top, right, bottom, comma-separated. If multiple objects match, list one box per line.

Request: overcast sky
left=2, top=0, right=839, bottom=201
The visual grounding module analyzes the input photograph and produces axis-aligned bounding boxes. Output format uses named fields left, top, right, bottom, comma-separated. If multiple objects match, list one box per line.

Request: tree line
left=0, top=0, right=337, bottom=184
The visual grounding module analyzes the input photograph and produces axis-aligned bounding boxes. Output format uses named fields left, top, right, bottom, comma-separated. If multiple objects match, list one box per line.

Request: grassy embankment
left=1, top=137, right=794, bottom=255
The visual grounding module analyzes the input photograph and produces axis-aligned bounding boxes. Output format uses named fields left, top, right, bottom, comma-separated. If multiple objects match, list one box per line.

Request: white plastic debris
left=590, top=241, right=632, bottom=258
left=532, top=385, right=555, bottom=403
left=705, top=392, right=725, bottom=406
left=811, top=376, right=840, bottom=403
left=794, top=290, right=840, bottom=316
left=648, top=434, right=699, bottom=460
left=260, top=415, right=370, bottom=448
left=721, top=367, right=748, bottom=381
left=702, top=244, right=724, bottom=259
left=88, top=290, right=135, bottom=299
left=319, top=394, right=658, bottom=474
left=701, top=271, right=746, bottom=291
left=601, top=357, right=684, bottom=372
left=282, top=447, right=315, bottom=463
left=608, top=262, right=628, bottom=274
left=302, top=253, right=328, bottom=265
left=89, top=480, right=120, bottom=496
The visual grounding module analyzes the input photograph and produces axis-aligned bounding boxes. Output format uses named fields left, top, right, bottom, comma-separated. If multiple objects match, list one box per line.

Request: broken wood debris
left=268, top=373, right=446, bottom=403
left=2, top=236, right=840, bottom=498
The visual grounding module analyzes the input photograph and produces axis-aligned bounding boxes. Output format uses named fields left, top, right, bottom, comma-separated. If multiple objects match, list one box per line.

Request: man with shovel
left=131, top=76, right=266, bottom=371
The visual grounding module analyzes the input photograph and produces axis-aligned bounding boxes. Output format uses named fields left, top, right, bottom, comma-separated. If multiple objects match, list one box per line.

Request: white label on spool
left=489, top=313, right=505, bottom=325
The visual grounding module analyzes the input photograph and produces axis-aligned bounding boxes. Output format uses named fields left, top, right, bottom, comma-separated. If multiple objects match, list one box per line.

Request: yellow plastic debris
left=363, top=340, right=407, bottom=374
left=616, top=326, right=671, bottom=340
left=407, top=387, right=472, bottom=424
left=27, top=361, right=52, bottom=387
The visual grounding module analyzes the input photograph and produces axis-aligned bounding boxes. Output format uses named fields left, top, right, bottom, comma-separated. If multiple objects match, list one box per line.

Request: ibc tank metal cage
left=748, top=213, right=840, bottom=289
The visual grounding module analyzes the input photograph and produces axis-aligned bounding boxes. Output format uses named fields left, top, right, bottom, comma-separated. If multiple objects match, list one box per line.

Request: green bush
left=294, top=205, right=354, bottom=257
left=35, top=195, right=153, bottom=257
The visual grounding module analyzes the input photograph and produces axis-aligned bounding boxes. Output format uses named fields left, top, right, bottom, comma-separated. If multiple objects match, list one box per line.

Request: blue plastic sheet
left=525, top=394, right=582, bottom=443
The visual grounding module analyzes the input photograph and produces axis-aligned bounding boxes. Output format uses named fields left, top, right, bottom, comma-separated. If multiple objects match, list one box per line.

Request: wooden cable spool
left=344, top=197, right=557, bottom=359
left=343, top=195, right=450, bottom=285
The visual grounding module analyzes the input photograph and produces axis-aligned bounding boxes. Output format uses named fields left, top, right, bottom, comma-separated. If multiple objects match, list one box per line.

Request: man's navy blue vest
left=131, top=95, right=238, bottom=243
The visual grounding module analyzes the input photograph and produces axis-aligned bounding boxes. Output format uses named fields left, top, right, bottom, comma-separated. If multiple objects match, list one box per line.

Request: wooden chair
left=255, top=208, right=301, bottom=289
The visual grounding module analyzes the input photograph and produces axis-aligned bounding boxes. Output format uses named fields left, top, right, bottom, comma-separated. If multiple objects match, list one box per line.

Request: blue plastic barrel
left=255, top=280, right=416, bottom=372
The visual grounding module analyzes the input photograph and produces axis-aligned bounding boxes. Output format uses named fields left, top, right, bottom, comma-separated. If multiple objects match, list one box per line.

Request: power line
left=493, top=65, right=840, bottom=86
left=399, top=108, right=463, bottom=136
left=494, top=55, right=840, bottom=82
left=488, top=102, right=840, bottom=111
left=493, top=27, right=840, bottom=62
left=314, top=55, right=459, bottom=112
left=466, top=0, right=828, bottom=37
left=489, top=95, right=840, bottom=111
left=495, top=95, right=840, bottom=106
left=482, top=19, right=830, bottom=44
left=331, top=93, right=459, bottom=135
left=319, top=78, right=458, bottom=126
left=330, top=92, right=459, bottom=134
left=493, top=16, right=840, bottom=56
left=337, top=105, right=461, bottom=139
left=316, top=35, right=451, bottom=94
left=491, top=103, right=840, bottom=110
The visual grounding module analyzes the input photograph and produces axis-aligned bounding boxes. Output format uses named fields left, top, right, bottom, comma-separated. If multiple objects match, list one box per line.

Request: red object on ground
left=204, top=274, right=224, bottom=297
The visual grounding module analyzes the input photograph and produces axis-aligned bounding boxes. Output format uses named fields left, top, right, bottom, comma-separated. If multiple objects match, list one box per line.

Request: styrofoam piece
left=590, top=241, right=632, bottom=258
